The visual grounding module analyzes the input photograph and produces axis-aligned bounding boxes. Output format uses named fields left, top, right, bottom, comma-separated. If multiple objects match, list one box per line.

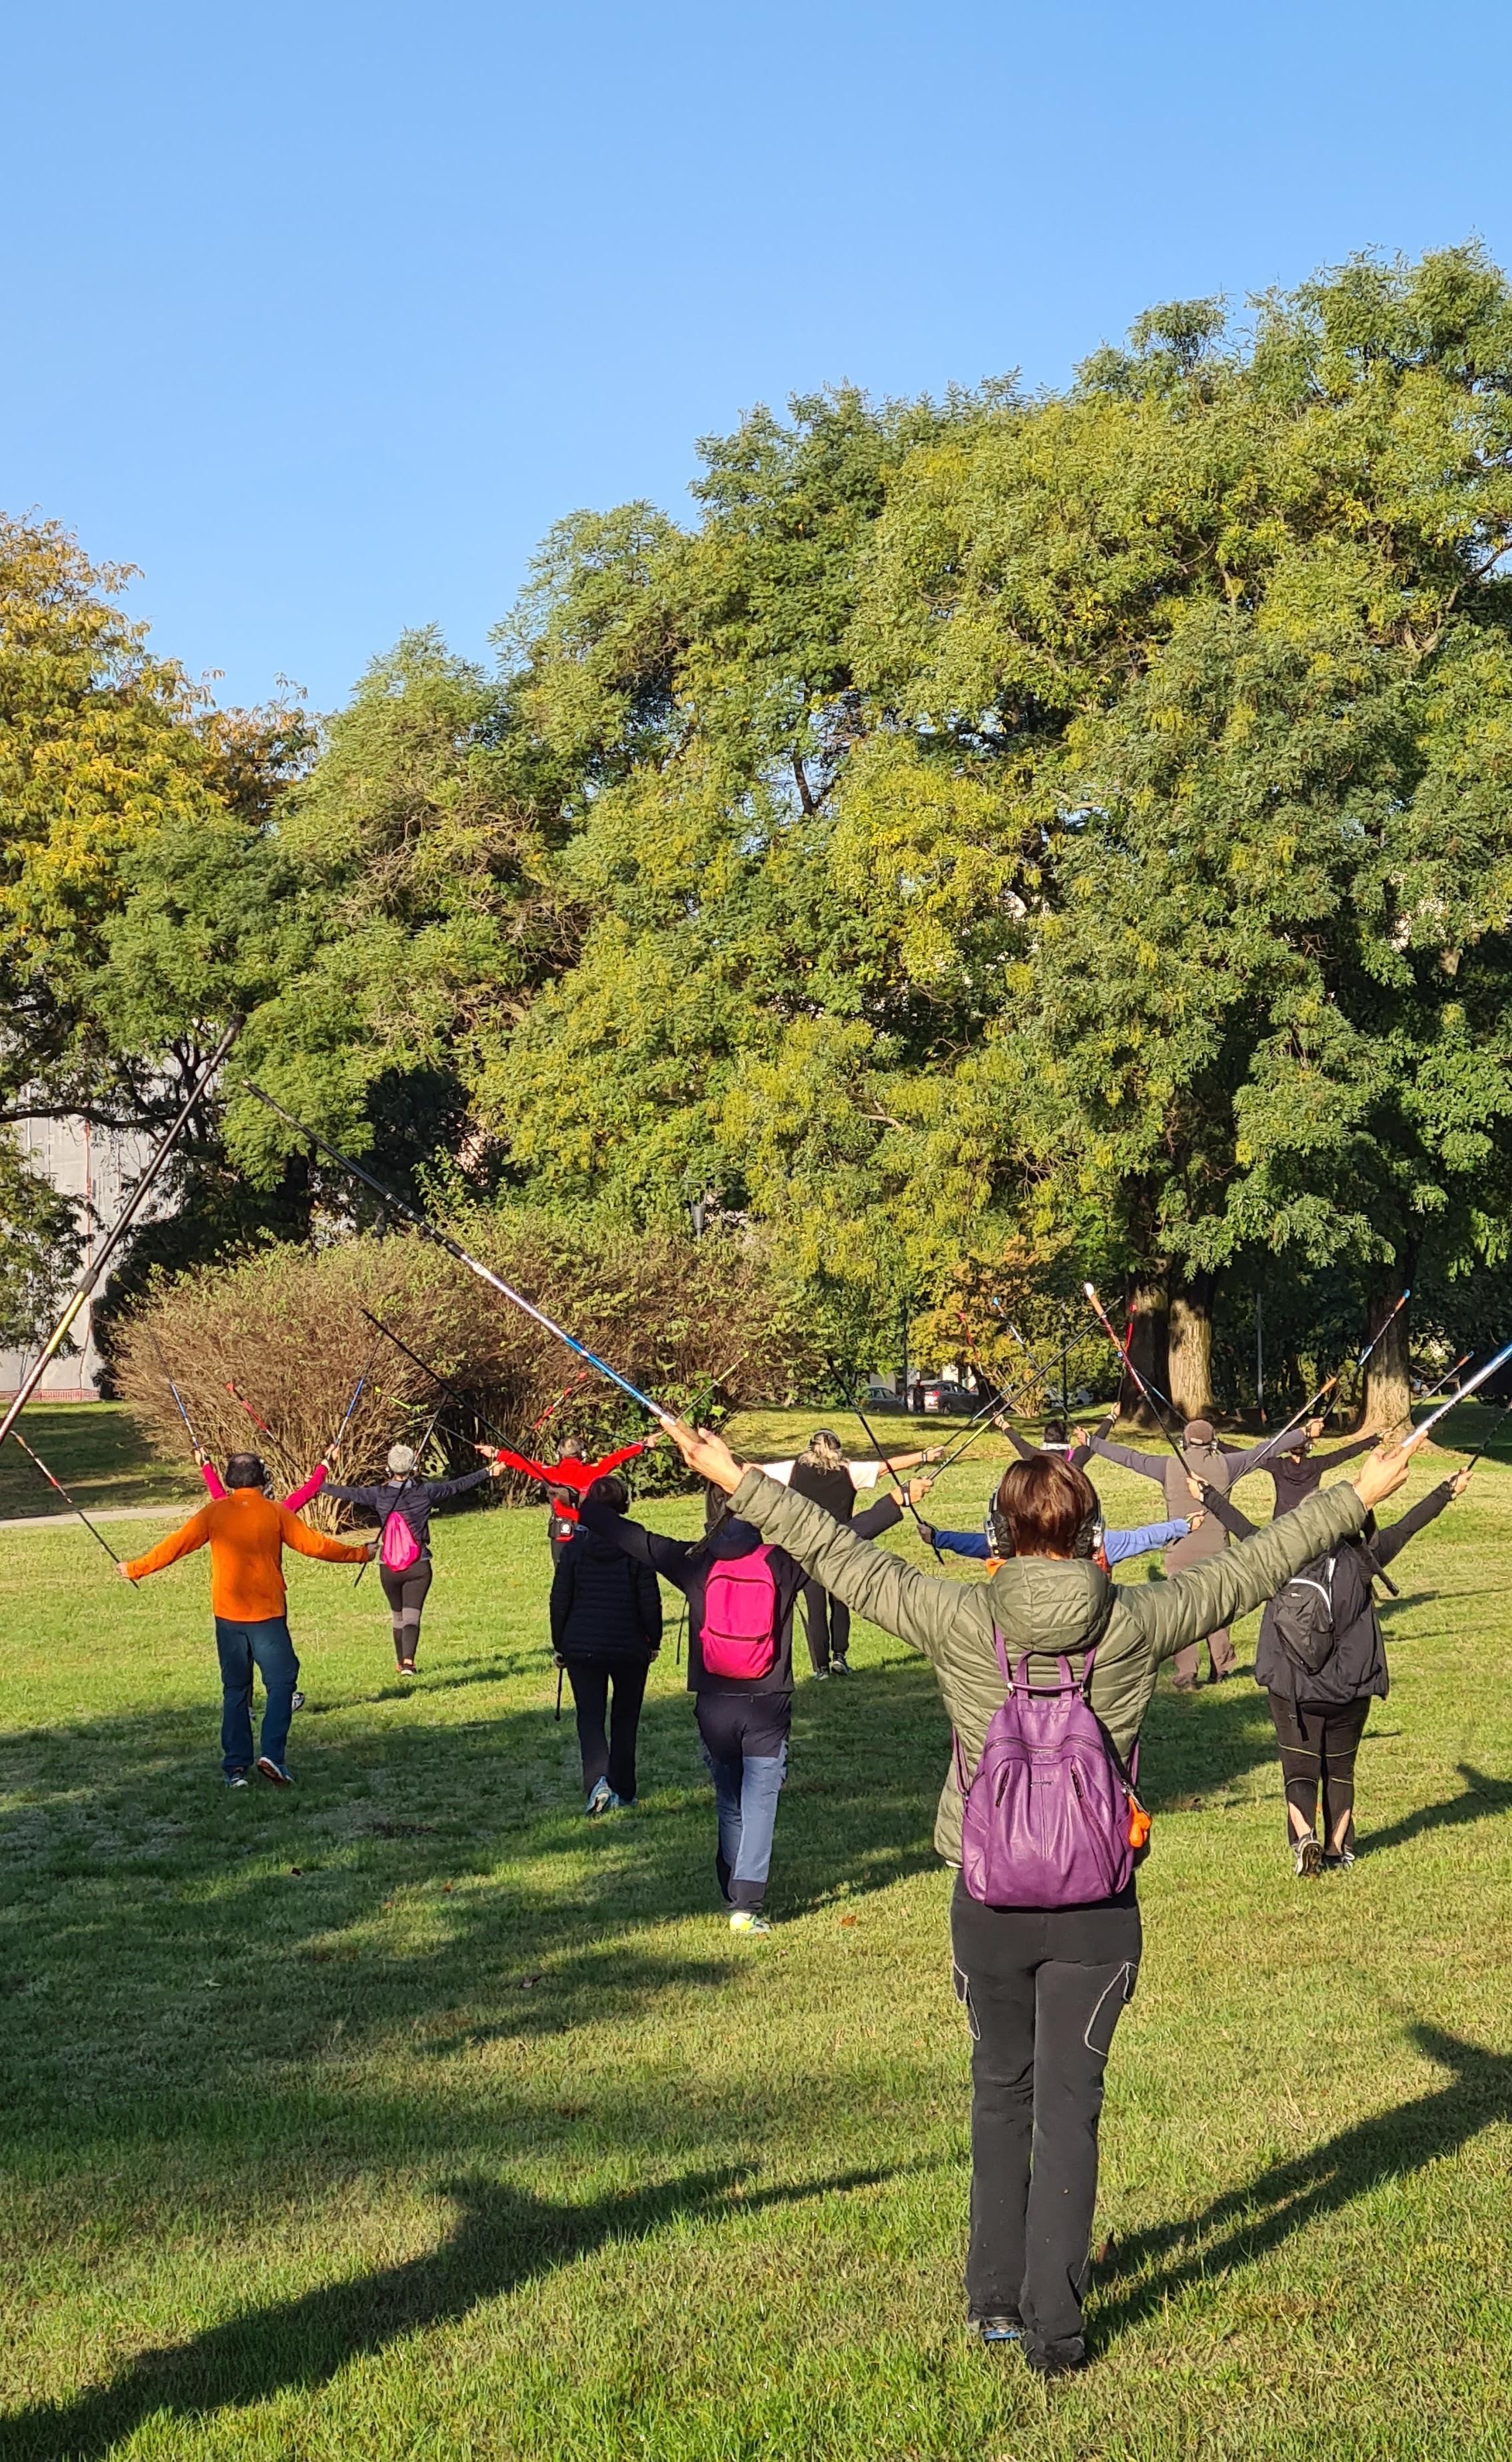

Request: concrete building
left=0, top=1113, right=157, bottom=1400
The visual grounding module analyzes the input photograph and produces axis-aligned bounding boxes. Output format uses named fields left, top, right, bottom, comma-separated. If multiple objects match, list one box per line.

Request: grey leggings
left=379, top=1560, right=433, bottom=1663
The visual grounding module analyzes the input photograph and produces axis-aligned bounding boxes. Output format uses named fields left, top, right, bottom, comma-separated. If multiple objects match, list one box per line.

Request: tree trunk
left=1361, top=1274, right=1412, bottom=1435
left=1168, top=1270, right=1217, bottom=1420
left=1119, top=1278, right=1169, bottom=1427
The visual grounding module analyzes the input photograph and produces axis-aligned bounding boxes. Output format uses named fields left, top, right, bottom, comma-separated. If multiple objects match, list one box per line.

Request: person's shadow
left=1359, top=1764, right=1512, bottom=1859
left=1, top=2164, right=894, bottom=2461
left=1091, top=2026, right=1512, bottom=2343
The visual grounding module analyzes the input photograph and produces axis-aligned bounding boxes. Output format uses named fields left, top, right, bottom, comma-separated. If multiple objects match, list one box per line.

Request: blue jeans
left=215, top=1615, right=299, bottom=1774
left=695, top=1692, right=790, bottom=1911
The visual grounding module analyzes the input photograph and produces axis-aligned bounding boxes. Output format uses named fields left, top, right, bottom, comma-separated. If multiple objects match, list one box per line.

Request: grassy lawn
left=0, top=1403, right=202, bottom=1519
left=3, top=1403, right=1512, bottom=2457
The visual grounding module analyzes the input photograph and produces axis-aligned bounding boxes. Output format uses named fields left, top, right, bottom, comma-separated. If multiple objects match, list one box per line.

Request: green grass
left=4, top=1406, right=1512, bottom=2458
left=0, top=1402, right=201, bottom=1518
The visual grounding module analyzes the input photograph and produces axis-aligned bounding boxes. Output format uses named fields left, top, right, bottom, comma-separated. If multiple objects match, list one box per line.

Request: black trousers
left=379, top=1560, right=432, bottom=1664
left=566, top=1654, right=649, bottom=1802
left=949, top=1879, right=1141, bottom=2367
left=1267, top=1693, right=1372, bottom=1849
left=801, top=1580, right=850, bottom=1674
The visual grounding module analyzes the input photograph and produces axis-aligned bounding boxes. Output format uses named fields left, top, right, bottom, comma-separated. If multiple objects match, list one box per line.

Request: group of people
left=117, top=1384, right=1469, bottom=2377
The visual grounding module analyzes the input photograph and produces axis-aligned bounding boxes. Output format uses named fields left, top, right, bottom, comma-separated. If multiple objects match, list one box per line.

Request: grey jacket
left=1087, top=1432, right=1257, bottom=1571
left=727, top=1466, right=1369, bottom=1863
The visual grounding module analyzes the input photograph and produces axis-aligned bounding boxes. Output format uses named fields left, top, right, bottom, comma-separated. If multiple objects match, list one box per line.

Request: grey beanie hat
left=387, top=1442, right=417, bottom=1474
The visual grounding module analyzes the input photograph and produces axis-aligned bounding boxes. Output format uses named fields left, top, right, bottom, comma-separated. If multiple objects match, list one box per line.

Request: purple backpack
left=955, top=1630, right=1136, bottom=1909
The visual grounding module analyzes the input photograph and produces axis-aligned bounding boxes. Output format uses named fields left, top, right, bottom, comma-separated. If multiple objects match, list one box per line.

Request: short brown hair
left=991, top=1456, right=1099, bottom=1558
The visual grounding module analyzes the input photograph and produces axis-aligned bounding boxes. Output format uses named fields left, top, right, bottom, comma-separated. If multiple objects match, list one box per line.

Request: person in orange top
left=119, top=1450, right=374, bottom=1788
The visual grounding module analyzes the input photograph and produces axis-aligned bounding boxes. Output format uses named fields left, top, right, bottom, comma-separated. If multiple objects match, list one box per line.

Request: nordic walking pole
left=143, top=1322, right=201, bottom=1455
left=225, top=1381, right=275, bottom=1436
left=0, top=1018, right=241, bottom=1452
left=8, top=1429, right=122, bottom=1568
left=825, top=1356, right=941, bottom=1557
left=528, top=1369, right=592, bottom=1437
left=360, top=1309, right=512, bottom=1448
left=1409, top=1339, right=1512, bottom=1446
left=1461, top=1395, right=1512, bottom=1473
left=243, top=1087, right=674, bottom=1425
left=1414, top=1350, right=1472, bottom=1409
left=1243, top=1291, right=1413, bottom=1477
left=1083, top=1284, right=1193, bottom=1474
left=328, top=1337, right=385, bottom=1458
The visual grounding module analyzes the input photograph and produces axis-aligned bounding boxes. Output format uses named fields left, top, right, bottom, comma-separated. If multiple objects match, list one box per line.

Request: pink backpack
left=701, top=1545, right=779, bottom=1678
left=381, top=1508, right=421, bottom=1572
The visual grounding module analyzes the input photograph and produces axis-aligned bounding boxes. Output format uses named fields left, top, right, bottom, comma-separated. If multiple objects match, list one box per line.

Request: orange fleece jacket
left=123, top=1488, right=369, bottom=1620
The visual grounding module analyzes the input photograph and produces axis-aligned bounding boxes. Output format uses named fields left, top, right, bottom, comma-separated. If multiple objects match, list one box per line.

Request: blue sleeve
left=1103, top=1517, right=1189, bottom=1564
left=933, top=1527, right=992, bottom=1560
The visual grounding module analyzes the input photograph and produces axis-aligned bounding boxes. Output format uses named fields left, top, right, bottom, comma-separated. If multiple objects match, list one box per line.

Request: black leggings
left=565, top=1655, right=649, bottom=1802
left=1267, top=1694, right=1371, bottom=1851
left=801, top=1580, right=850, bottom=1674
left=379, top=1560, right=433, bottom=1664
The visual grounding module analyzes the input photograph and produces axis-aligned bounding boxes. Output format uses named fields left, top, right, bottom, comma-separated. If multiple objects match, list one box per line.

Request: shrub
left=114, top=1214, right=817, bottom=1526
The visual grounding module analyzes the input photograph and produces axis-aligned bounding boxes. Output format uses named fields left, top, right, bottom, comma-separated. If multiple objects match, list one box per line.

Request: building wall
left=0, top=1114, right=159, bottom=1400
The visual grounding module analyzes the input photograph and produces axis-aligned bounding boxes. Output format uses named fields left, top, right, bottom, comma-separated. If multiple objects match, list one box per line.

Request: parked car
left=910, top=1377, right=978, bottom=1414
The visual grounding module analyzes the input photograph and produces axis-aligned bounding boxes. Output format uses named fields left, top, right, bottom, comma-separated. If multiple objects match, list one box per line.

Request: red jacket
left=491, top=1444, right=645, bottom=1527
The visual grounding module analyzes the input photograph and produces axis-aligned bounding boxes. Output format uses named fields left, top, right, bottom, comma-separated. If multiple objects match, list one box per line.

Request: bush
left=113, top=1214, right=817, bottom=1526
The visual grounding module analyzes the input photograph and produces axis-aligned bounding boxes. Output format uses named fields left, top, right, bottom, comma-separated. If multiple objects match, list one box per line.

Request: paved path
left=0, top=1504, right=189, bottom=1532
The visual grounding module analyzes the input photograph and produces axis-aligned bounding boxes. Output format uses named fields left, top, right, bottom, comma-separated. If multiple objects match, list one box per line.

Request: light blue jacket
left=930, top=1517, right=1191, bottom=1565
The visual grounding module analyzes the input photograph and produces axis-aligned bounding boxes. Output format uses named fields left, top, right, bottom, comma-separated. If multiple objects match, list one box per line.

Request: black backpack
left=1272, top=1552, right=1338, bottom=1676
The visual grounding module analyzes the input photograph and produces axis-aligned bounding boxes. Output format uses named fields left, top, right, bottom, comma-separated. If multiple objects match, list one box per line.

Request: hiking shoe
left=831, top=1655, right=852, bottom=1675
left=585, top=1776, right=613, bottom=1818
left=291, top=1690, right=305, bottom=1711
left=972, top=2313, right=1022, bottom=2346
left=729, top=1910, right=771, bottom=1935
left=224, top=1769, right=250, bottom=1789
left=1293, top=1836, right=1323, bottom=1879
left=812, top=1666, right=831, bottom=1681
left=606, top=1791, right=632, bottom=1811
left=1323, top=1846, right=1356, bottom=1871
left=397, top=1658, right=417, bottom=1676
left=256, top=1756, right=293, bottom=1787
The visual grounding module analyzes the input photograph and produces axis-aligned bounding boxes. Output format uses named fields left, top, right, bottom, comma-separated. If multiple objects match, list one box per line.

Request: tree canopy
left=7, top=247, right=1512, bottom=1418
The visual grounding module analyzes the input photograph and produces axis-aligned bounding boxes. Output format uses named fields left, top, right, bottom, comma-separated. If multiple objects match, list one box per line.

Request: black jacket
left=579, top=1491, right=903, bottom=1696
left=325, top=1467, right=494, bottom=1561
left=550, top=1526, right=663, bottom=1660
left=1253, top=1479, right=1455, bottom=1706
left=1239, top=1429, right=1376, bottom=1518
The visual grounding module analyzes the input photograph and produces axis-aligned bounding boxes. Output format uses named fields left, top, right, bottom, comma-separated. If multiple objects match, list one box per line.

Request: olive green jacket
left=727, top=1466, right=1369, bottom=1863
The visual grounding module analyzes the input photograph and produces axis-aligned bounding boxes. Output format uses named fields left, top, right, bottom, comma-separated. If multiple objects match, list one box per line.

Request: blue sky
left=7, top=0, right=1512, bottom=714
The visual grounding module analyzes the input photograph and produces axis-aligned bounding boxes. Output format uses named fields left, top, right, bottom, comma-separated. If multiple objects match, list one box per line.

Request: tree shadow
left=1135, top=1674, right=1280, bottom=1812
left=1, top=2163, right=895, bottom=2460
left=1360, top=1764, right=1512, bottom=1859
left=1091, top=2026, right=1512, bottom=2345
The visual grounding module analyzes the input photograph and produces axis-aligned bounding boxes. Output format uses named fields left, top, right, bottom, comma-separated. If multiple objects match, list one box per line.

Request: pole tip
left=1083, top=1281, right=1096, bottom=1300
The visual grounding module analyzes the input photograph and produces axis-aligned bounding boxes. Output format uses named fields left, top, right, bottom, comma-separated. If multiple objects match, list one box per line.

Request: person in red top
left=480, top=1432, right=661, bottom=1559
left=119, top=1451, right=373, bottom=1788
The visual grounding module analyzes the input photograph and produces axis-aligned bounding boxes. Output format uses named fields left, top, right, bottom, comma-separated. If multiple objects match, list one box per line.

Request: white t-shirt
left=761, top=1458, right=885, bottom=1489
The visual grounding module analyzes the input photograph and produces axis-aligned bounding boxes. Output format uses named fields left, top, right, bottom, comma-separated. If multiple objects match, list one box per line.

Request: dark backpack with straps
left=1272, top=1552, right=1339, bottom=1676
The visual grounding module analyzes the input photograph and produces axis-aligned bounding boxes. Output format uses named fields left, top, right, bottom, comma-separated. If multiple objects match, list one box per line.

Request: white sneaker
left=1293, top=1836, right=1323, bottom=1879
left=729, top=1909, right=771, bottom=1935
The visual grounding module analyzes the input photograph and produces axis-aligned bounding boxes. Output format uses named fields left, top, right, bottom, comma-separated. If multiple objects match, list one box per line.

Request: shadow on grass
left=0, top=1654, right=947, bottom=2105
left=0, top=2163, right=893, bottom=2461
left=1361, top=1763, right=1512, bottom=1858
left=1093, top=2025, right=1512, bottom=2345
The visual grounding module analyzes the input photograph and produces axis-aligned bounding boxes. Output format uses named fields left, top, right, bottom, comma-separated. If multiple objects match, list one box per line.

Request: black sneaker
left=831, top=1655, right=852, bottom=1676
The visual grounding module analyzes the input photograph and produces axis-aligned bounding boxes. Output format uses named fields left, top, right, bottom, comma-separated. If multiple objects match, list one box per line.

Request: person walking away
left=761, top=1430, right=941, bottom=1677
left=485, top=1433, right=659, bottom=1560
left=1089, top=1417, right=1252, bottom=1687
left=551, top=1474, right=663, bottom=1814
left=327, top=1446, right=505, bottom=1672
left=579, top=1479, right=914, bottom=1932
left=1248, top=1466, right=1471, bottom=1874
left=119, top=1452, right=373, bottom=1785
left=666, top=1413, right=1411, bottom=2372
